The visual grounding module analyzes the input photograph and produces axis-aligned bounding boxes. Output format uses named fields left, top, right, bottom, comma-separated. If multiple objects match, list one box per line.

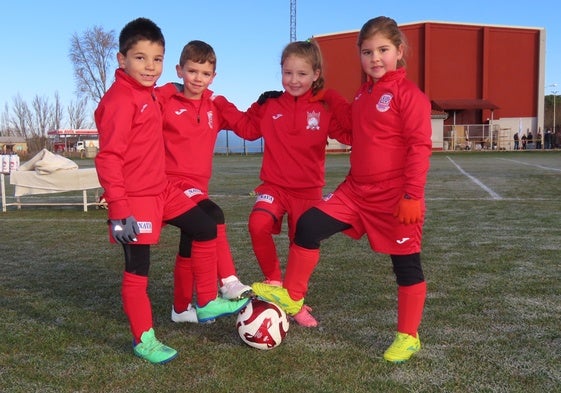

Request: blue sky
left=1, top=0, right=559, bottom=127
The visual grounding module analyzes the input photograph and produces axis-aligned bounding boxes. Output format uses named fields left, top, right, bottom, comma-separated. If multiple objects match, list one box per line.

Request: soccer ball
left=236, top=298, right=289, bottom=350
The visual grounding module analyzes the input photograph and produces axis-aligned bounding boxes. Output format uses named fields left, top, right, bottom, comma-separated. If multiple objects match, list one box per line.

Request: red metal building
left=314, top=21, right=546, bottom=150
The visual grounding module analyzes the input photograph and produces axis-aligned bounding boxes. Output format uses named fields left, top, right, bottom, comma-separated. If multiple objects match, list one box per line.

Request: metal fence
left=442, top=124, right=521, bottom=151
left=214, top=131, right=264, bottom=155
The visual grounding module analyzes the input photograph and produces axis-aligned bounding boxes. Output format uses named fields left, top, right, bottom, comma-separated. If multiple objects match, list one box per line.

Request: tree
left=69, top=25, right=117, bottom=104
left=545, top=94, right=560, bottom=132
left=9, top=95, right=31, bottom=138
left=1, top=103, right=13, bottom=136
left=52, top=92, right=64, bottom=131
left=7, top=93, right=63, bottom=153
left=67, top=98, right=92, bottom=129
left=30, top=94, right=55, bottom=137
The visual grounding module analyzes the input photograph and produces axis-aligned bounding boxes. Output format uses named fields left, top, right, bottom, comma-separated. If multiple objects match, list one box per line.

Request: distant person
left=521, top=134, right=527, bottom=149
left=527, top=129, right=533, bottom=147
left=94, top=18, right=248, bottom=365
left=536, top=130, right=542, bottom=149
left=157, top=40, right=251, bottom=324
left=545, top=128, right=552, bottom=149
left=252, top=16, right=432, bottom=363
left=219, top=40, right=351, bottom=327
left=513, top=132, right=519, bottom=150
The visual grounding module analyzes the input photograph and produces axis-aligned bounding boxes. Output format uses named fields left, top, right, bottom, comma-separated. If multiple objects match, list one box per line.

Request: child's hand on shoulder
left=257, top=90, right=283, bottom=105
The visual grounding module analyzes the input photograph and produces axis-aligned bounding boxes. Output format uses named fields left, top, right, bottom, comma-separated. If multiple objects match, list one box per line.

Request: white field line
left=0, top=217, right=106, bottom=223
left=446, top=156, right=502, bottom=200
left=426, top=196, right=558, bottom=201
left=498, top=158, right=561, bottom=172
left=3, top=195, right=561, bottom=222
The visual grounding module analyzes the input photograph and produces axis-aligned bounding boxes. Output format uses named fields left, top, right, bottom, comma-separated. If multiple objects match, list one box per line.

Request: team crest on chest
left=207, top=111, right=214, bottom=129
left=376, top=93, right=393, bottom=112
left=306, top=111, right=320, bottom=131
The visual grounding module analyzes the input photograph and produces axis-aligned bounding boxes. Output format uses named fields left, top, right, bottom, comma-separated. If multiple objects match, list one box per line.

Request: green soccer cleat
left=383, top=332, right=421, bottom=363
left=195, top=296, right=250, bottom=323
left=251, top=282, right=303, bottom=315
left=133, top=328, right=177, bottom=364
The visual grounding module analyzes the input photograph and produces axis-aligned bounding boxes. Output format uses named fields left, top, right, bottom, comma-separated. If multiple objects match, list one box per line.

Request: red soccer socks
left=397, top=281, right=427, bottom=336
left=122, top=271, right=153, bottom=343
left=283, top=244, right=320, bottom=301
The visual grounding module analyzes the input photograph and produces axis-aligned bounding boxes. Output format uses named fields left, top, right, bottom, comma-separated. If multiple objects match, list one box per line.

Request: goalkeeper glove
left=110, top=216, right=140, bottom=244
left=393, top=195, right=422, bottom=225
left=257, top=90, right=283, bottom=105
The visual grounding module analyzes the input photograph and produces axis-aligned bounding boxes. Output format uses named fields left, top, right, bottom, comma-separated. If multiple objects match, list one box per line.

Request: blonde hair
left=358, top=16, right=407, bottom=68
left=280, top=40, right=324, bottom=95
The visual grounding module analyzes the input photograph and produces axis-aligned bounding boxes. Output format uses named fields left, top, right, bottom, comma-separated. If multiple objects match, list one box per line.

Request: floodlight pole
left=490, top=110, right=494, bottom=149
left=549, top=83, right=558, bottom=137
left=553, top=89, right=557, bottom=135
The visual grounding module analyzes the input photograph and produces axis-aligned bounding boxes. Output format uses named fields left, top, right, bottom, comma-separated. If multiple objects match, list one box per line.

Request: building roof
left=400, top=20, right=544, bottom=31
left=0, top=136, right=26, bottom=143
left=431, top=99, right=499, bottom=111
left=431, top=109, right=448, bottom=119
left=47, top=129, right=98, bottom=136
left=313, top=20, right=544, bottom=39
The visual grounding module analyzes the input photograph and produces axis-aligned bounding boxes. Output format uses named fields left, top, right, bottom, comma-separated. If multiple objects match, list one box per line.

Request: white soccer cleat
left=220, top=275, right=252, bottom=300
left=171, top=303, right=199, bottom=323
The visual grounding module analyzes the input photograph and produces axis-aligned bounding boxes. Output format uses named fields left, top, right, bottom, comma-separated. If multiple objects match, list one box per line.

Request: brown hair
left=280, top=40, right=324, bottom=95
left=179, top=40, right=217, bottom=70
left=357, top=16, right=407, bottom=68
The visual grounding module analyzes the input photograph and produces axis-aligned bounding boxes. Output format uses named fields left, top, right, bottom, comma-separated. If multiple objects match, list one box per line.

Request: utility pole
left=290, top=0, right=296, bottom=42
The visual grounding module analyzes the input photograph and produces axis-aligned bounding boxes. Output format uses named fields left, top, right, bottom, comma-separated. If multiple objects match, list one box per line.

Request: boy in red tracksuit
left=222, top=40, right=351, bottom=327
left=95, top=18, right=248, bottom=364
left=157, top=40, right=251, bottom=324
left=253, top=16, right=432, bottom=363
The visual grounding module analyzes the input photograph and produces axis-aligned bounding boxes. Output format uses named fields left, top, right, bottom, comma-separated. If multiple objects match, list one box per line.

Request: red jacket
left=223, top=89, right=351, bottom=199
left=158, top=84, right=241, bottom=192
left=332, top=68, right=432, bottom=200
left=94, top=68, right=167, bottom=219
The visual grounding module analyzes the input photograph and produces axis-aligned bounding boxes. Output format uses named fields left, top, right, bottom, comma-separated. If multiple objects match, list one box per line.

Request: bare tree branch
left=1, top=103, right=13, bottom=136
left=9, top=95, right=32, bottom=138
left=30, top=95, right=54, bottom=137
left=68, top=97, right=92, bottom=129
left=52, top=91, right=64, bottom=131
left=69, top=25, right=117, bottom=104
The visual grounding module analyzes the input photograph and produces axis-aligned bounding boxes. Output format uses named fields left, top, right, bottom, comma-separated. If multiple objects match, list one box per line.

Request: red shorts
left=169, top=179, right=208, bottom=204
left=109, top=181, right=195, bottom=244
left=181, top=188, right=208, bottom=204
left=252, top=183, right=321, bottom=241
left=316, top=178, right=424, bottom=255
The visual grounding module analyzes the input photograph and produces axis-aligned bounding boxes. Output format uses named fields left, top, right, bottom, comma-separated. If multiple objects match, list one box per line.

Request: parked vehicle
left=53, top=142, right=66, bottom=152
left=75, top=140, right=99, bottom=152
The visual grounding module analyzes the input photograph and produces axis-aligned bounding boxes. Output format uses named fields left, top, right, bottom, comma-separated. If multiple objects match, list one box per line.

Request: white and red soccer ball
left=236, top=298, right=289, bottom=350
